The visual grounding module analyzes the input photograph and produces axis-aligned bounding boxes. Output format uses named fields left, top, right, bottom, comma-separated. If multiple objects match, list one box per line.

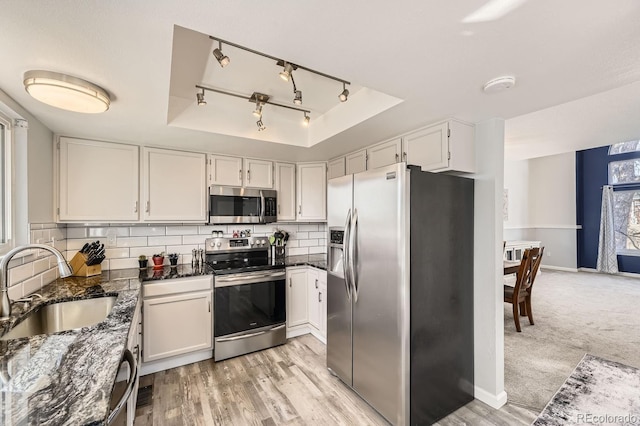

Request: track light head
left=293, top=90, right=302, bottom=105
left=196, top=90, right=206, bottom=106
left=303, top=113, right=310, bottom=127
left=339, top=83, right=349, bottom=102
left=213, top=41, right=230, bottom=67
left=280, top=62, right=294, bottom=82
left=256, top=119, right=266, bottom=131
left=252, top=103, right=263, bottom=118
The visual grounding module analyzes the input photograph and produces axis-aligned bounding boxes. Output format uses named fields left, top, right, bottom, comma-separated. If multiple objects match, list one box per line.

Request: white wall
left=503, top=152, right=578, bottom=270
left=473, top=118, right=507, bottom=409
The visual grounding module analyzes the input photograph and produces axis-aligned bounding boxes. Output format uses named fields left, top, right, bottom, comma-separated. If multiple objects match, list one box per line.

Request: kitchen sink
left=1, top=296, right=117, bottom=340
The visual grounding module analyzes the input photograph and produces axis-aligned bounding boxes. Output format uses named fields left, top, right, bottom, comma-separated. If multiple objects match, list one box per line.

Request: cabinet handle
left=239, top=169, right=242, bottom=181
left=134, top=201, right=138, bottom=213
left=289, top=277, right=292, bottom=288
left=315, top=278, right=318, bottom=289
left=145, top=201, right=150, bottom=213
left=403, top=152, right=407, bottom=162
left=247, top=169, right=251, bottom=182
left=395, top=153, right=399, bottom=162
left=208, top=301, right=211, bottom=313
left=298, top=205, right=302, bottom=215
left=278, top=204, right=281, bottom=215
left=319, top=292, right=322, bottom=302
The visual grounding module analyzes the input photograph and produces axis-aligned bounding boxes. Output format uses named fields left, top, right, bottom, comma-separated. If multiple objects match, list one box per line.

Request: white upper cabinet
left=367, top=138, right=402, bottom=170
left=208, top=155, right=243, bottom=187
left=142, top=148, right=207, bottom=222
left=243, top=158, right=273, bottom=189
left=328, top=157, right=346, bottom=180
left=404, top=120, right=475, bottom=173
left=296, top=163, right=327, bottom=222
left=345, top=150, right=367, bottom=175
left=58, top=137, right=139, bottom=222
left=275, top=162, right=296, bottom=222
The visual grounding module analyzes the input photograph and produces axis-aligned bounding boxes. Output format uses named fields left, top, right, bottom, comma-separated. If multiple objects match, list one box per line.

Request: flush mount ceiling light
left=483, top=76, right=516, bottom=93
left=339, top=82, right=349, bottom=102
left=212, top=41, right=230, bottom=67
left=195, top=86, right=311, bottom=133
left=23, top=70, right=110, bottom=113
left=196, top=89, right=206, bottom=106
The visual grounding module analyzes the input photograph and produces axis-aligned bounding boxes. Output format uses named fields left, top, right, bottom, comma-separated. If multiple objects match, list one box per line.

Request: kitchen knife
left=80, top=243, right=89, bottom=254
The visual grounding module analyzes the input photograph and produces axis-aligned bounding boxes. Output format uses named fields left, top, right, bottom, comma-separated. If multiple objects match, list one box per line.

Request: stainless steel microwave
left=209, top=186, right=277, bottom=224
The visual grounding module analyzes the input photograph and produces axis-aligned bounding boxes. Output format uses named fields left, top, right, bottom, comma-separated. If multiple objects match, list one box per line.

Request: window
left=608, top=140, right=640, bottom=155
left=608, top=142, right=640, bottom=254
left=0, top=113, right=11, bottom=251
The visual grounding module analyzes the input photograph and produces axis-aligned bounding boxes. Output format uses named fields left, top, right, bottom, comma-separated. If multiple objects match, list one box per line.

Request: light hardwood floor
left=135, top=335, right=537, bottom=425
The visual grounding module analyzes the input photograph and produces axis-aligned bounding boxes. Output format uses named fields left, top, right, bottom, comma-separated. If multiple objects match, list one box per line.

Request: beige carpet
left=504, top=270, right=640, bottom=411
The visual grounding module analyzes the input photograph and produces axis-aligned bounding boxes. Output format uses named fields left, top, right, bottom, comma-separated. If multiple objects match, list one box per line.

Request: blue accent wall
left=576, top=146, right=640, bottom=273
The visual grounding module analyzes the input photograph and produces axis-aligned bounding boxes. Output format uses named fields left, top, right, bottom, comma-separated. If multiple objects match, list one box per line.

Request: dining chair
left=504, top=247, right=544, bottom=332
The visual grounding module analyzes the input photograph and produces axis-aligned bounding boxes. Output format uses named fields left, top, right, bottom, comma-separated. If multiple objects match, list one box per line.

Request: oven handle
left=214, top=271, right=286, bottom=287
left=215, top=324, right=285, bottom=342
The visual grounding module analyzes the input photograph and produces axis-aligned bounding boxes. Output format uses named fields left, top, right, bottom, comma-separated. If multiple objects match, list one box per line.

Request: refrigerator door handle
left=343, top=209, right=352, bottom=300
left=349, top=209, right=359, bottom=303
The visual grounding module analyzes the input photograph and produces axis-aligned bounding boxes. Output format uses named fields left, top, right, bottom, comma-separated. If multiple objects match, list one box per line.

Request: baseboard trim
left=140, top=349, right=213, bottom=376
left=579, top=267, right=640, bottom=278
left=474, top=387, right=507, bottom=409
left=541, top=265, right=578, bottom=273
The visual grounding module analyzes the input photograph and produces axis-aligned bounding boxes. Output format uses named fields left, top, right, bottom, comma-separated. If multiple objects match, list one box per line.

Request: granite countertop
left=281, top=254, right=327, bottom=271
left=0, top=269, right=141, bottom=426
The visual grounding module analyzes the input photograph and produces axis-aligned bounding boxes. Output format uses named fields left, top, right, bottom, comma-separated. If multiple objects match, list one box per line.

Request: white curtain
left=597, top=185, right=618, bottom=274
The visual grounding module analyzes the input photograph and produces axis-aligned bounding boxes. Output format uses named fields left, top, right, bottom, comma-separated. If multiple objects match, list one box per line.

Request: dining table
left=503, top=260, right=520, bottom=275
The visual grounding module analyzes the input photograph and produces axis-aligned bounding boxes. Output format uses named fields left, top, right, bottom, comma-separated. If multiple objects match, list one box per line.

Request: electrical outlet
left=106, top=229, right=117, bottom=248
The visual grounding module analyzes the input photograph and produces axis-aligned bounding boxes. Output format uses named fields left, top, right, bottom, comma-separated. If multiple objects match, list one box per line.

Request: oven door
left=209, top=186, right=262, bottom=224
left=214, top=270, right=286, bottom=337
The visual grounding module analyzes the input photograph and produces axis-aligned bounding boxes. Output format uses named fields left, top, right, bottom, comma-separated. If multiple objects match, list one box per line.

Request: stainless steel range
left=205, top=236, right=286, bottom=361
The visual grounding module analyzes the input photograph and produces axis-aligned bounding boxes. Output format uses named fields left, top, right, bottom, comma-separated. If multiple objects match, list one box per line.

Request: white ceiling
left=1, top=1, right=639, bottom=162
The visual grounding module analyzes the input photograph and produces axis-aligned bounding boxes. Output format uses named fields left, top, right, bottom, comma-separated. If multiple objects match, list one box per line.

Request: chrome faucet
left=0, top=244, right=73, bottom=319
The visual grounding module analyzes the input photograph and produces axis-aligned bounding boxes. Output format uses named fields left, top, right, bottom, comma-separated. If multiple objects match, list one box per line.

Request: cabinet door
left=404, top=122, right=449, bottom=171
left=244, top=158, right=273, bottom=189
left=345, top=150, right=367, bottom=174
left=208, top=155, right=243, bottom=186
left=287, top=268, right=308, bottom=328
left=143, top=148, right=207, bottom=222
left=367, top=138, right=402, bottom=169
left=275, top=162, right=296, bottom=221
left=142, top=290, right=212, bottom=362
left=307, top=269, right=321, bottom=330
left=58, top=137, right=139, bottom=221
left=296, top=163, right=327, bottom=222
left=328, top=157, right=346, bottom=179
left=318, top=271, right=327, bottom=337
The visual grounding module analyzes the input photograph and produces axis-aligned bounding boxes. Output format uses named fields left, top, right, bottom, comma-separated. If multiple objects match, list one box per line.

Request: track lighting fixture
left=293, top=90, right=302, bottom=105
left=339, top=83, right=350, bottom=102
left=196, top=86, right=311, bottom=132
left=279, top=62, right=294, bottom=82
left=212, top=41, right=230, bottom=68
left=196, top=89, right=206, bottom=106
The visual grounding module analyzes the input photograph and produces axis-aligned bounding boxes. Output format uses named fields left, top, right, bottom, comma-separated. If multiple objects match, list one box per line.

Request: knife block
left=69, top=252, right=102, bottom=277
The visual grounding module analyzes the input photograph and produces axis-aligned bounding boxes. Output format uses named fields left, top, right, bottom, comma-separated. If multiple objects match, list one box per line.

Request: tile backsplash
left=65, top=223, right=327, bottom=270
left=7, top=223, right=67, bottom=300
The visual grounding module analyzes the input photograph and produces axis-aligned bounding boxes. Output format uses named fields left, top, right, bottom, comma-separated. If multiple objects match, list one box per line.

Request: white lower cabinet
left=286, top=266, right=327, bottom=341
left=286, top=267, right=308, bottom=329
left=142, top=276, right=213, bottom=367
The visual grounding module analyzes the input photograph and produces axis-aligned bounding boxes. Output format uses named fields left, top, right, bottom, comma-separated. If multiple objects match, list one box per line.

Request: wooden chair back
left=513, top=249, right=534, bottom=297
left=528, top=246, right=544, bottom=290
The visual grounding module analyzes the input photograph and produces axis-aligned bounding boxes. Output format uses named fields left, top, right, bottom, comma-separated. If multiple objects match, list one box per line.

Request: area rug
left=534, top=354, right=640, bottom=425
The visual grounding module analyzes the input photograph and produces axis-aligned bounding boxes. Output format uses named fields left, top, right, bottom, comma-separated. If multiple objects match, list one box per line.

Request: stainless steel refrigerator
left=326, top=162, right=474, bottom=425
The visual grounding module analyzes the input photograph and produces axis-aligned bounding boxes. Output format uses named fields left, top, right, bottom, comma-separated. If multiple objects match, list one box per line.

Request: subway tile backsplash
left=7, top=221, right=326, bottom=298
left=63, top=222, right=327, bottom=270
